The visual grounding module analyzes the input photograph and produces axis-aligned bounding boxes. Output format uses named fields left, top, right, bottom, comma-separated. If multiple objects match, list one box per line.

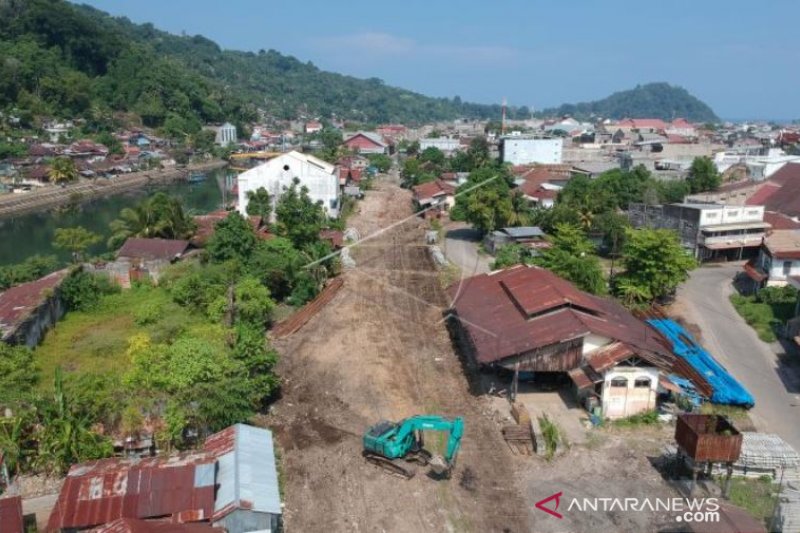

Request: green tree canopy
left=207, top=211, right=258, bottom=263
left=108, top=192, right=195, bottom=248
left=686, top=156, right=721, bottom=193
left=245, top=187, right=272, bottom=220
left=274, top=178, right=326, bottom=248
left=53, top=226, right=101, bottom=262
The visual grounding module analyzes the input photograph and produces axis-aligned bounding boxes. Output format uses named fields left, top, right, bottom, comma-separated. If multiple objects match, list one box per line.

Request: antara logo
left=535, top=491, right=563, bottom=519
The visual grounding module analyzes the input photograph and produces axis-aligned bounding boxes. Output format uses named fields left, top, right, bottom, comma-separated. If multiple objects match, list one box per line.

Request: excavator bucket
left=429, top=454, right=449, bottom=476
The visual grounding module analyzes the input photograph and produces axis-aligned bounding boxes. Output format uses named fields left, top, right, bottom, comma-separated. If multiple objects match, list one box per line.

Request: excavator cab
left=362, top=415, right=464, bottom=479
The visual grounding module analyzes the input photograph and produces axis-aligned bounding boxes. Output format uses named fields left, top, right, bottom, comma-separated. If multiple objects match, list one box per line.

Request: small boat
left=187, top=171, right=206, bottom=183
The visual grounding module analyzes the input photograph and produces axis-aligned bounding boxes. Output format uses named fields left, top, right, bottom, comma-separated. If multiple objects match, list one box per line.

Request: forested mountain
left=0, top=0, right=519, bottom=128
left=539, top=83, right=719, bottom=122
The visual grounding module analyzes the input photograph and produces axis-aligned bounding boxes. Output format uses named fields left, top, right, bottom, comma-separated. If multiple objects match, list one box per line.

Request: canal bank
left=0, top=166, right=232, bottom=265
left=0, top=160, right=228, bottom=220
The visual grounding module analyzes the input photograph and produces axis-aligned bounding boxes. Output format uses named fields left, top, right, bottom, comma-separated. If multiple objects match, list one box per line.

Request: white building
left=713, top=147, right=800, bottom=179
left=237, top=151, right=340, bottom=218
left=215, top=122, right=238, bottom=147
left=748, top=230, right=800, bottom=288
left=419, top=137, right=461, bottom=153
left=501, top=137, right=563, bottom=165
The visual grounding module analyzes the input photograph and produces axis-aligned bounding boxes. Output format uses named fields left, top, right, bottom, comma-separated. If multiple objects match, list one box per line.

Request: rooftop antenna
left=501, top=97, right=507, bottom=135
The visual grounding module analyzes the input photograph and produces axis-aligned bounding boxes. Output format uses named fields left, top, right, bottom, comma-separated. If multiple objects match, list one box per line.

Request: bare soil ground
left=264, top=180, right=694, bottom=533
left=265, top=181, right=531, bottom=532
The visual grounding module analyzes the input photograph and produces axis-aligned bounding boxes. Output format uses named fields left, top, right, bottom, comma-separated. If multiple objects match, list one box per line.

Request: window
left=783, top=261, right=792, bottom=277
left=609, top=377, right=628, bottom=388
left=634, top=377, right=651, bottom=388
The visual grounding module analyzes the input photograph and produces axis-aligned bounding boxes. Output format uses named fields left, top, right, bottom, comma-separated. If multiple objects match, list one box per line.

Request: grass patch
left=730, top=294, right=791, bottom=343
left=611, top=409, right=660, bottom=428
left=35, top=284, right=219, bottom=388
left=725, top=476, right=778, bottom=528
left=699, top=403, right=751, bottom=422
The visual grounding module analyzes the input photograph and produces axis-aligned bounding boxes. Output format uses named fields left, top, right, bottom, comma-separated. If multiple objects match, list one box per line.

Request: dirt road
left=267, top=181, right=531, bottom=532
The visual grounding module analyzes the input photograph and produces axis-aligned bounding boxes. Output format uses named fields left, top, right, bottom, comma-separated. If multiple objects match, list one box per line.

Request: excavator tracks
left=362, top=452, right=415, bottom=479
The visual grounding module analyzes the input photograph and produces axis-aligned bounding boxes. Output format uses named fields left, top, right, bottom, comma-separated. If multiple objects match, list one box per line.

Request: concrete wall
left=601, top=366, right=659, bottom=419
left=6, top=289, right=66, bottom=348
left=698, top=205, right=763, bottom=227
left=582, top=334, right=611, bottom=355
left=214, top=508, right=280, bottom=533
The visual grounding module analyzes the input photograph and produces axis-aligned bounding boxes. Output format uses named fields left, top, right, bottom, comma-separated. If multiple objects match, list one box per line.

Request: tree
left=492, top=243, right=531, bottom=269
left=368, top=154, right=392, bottom=173
left=108, top=192, right=195, bottom=248
left=232, top=276, right=275, bottom=327
left=686, top=156, right=721, bottom=193
left=49, top=157, right=78, bottom=184
left=0, top=344, right=38, bottom=406
left=455, top=167, right=515, bottom=234
left=248, top=237, right=304, bottom=300
left=245, top=187, right=272, bottom=219
left=60, top=270, right=120, bottom=311
left=207, top=211, right=258, bottom=263
left=53, top=226, right=101, bottom=262
left=532, top=224, right=606, bottom=294
left=466, top=137, right=490, bottom=169
left=615, top=228, right=697, bottom=304
left=419, top=146, right=445, bottom=167
left=274, top=178, right=326, bottom=248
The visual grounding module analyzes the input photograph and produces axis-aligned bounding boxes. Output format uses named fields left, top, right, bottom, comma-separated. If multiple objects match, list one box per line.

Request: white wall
left=601, top=366, right=659, bottom=419
left=420, top=138, right=461, bottom=152
left=582, top=334, right=611, bottom=355
left=502, top=138, right=563, bottom=165
left=237, top=151, right=340, bottom=218
left=698, top=205, right=764, bottom=227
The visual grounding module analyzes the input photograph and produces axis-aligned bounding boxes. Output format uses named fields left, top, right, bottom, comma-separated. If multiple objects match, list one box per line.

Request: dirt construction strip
left=263, top=181, right=532, bottom=532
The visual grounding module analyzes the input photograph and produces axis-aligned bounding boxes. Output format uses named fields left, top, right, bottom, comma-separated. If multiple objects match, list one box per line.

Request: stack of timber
left=271, top=277, right=344, bottom=338
left=503, top=402, right=534, bottom=455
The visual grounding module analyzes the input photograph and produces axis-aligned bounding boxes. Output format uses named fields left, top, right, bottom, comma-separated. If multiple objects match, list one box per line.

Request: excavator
left=362, top=415, right=464, bottom=479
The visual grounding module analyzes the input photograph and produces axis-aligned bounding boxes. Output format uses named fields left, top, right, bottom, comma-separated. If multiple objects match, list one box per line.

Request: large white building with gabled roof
left=237, top=150, right=340, bottom=218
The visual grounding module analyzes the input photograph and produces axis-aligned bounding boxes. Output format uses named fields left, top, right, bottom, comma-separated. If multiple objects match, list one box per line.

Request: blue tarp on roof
left=648, top=318, right=755, bottom=407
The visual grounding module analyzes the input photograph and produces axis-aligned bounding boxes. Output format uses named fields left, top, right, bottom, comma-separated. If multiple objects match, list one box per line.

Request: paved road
left=675, top=263, right=800, bottom=451
left=442, top=223, right=491, bottom=277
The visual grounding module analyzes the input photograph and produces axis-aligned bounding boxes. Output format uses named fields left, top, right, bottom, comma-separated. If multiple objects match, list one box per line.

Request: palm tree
left=108, top=192, right=195, bottom=248
left=508, top=191, right=533, bottom=227
left=49, top=157, right=78, bottom=184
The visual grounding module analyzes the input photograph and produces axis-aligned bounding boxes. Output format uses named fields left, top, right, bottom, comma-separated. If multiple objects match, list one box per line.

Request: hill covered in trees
left=539, top=83, right=719, bottom=122
left=0, top=0, right=520, bottom=128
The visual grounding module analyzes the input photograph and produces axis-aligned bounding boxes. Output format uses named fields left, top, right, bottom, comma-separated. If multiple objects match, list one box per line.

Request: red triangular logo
left=535, top=491, right=563, bottom=519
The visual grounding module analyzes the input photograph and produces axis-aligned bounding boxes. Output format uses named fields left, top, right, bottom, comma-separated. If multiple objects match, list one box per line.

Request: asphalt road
left=675, top=263, right=800, bottom=451
left=442, top=223, right=491, bottom=277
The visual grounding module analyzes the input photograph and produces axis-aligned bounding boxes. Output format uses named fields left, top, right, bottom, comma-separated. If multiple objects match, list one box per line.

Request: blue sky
left=76, top=0, right=799, bottom=120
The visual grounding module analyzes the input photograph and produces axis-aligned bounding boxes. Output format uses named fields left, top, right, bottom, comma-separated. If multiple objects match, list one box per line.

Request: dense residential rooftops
left=764, top=230, right=800, bottom=258
left=412, top=179, right=455, bottom=204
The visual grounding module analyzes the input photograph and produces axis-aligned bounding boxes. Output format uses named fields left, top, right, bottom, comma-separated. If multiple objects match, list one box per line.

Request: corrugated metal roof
left=204, top=424, right=282, bottom=518
left=501, top=227, right=544, bottom=239
left=91, top=518, right=216, bottom=533
left=0, top=496, right=23, bottom=533
left=448, top=266, right=673, bottom=368
left=0, top=269, right=69, bottom=341
left=46, top=453, right=216, bottom=531
left=116, top=238, right=190, bottom=261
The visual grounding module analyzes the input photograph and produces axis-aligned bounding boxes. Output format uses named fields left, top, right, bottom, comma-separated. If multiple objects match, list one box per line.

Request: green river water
left=0, top=168, right=234, bottom=265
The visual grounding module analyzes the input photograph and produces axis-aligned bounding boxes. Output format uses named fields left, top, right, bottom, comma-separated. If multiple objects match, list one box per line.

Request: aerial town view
left=1, top=1, right=799, bottom=532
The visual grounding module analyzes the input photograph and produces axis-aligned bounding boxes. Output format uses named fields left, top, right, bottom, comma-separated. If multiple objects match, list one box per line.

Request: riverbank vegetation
left=0, top=185, right=340, bottom=477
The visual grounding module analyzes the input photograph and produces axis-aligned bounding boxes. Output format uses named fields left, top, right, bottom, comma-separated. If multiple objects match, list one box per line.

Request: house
left=419, top=137, right=461, bottom=154
left=45, top=452, right=218, bottom=532
left=376, top=124, right=407, bottom=139
left=501, top=137, right=563, bottom=165
left=614, top=118, right=668, bottom=135
left=447, top=266, right=676, bottom=419
left=87, top=238, right=191, bottom=288
left=342, top=132, right=389, bottom=155
left=483, top=226, right=549, bottom=254
left=214, top=122, right=238, bottom=147
left=411, top=179, right=455, bottom=214
left=513, top=166, right=571, bottom=208
left=203, top=424, right=282, bottom=533
left=304, top=120, right=322, bottom=134
left=628, top=202, right=769, bottom=260
left=665, top=118, right=697, bottom=138
left=744, top=162, right=800, bottom=218
left=46, top=424, right=282, bottom=533
left=743, top=230, right=800, bottom=289
left=237, top=151, right=340, bottom=218
left=0, top=495, right=24, bottom=533
left=0, top=269, right=69, bottom=347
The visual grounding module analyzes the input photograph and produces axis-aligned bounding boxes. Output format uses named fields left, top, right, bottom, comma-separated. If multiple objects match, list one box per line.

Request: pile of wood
left=503, top=402, right=534, bottom=455
left=271, top=277, right=344, bottom=338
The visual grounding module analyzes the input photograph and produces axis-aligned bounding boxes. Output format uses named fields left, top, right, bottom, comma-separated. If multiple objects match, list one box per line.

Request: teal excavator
left=362, top=415, right=464, bottom=479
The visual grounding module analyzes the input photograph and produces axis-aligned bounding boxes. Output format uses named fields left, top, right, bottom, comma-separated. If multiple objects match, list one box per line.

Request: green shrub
left=134, top=300, right=165, bottom=326
left=612, top=409, right=659, bottom=428
left=61, top=270, right=120, bottom=311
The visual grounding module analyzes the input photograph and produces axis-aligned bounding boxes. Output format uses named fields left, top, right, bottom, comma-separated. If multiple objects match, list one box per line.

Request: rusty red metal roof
left=91, top=518, right=216, bottom=533
left=46, top=453, right=216, bottom=532
left=586, top=342, right=635, bottom=373
left=192, top=211, right=262, bottom=247
left=0, top=496, right=23, bottom=533
left=764, top=211, right=800, bottom=231
left=0, top=269, right=69, bottom=342
left=448, top=266, right=672, bottom=367
left=117, top=238, right=190, bottom=261
left=412, top=180, right=455, bottom=203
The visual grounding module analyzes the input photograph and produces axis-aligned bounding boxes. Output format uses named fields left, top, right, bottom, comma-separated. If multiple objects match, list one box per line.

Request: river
left=0, top=168, right=235, bottom=265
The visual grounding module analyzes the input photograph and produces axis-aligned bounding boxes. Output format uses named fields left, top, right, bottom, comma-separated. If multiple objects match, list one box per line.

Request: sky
left=75, top=0, right=800, bottom=121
